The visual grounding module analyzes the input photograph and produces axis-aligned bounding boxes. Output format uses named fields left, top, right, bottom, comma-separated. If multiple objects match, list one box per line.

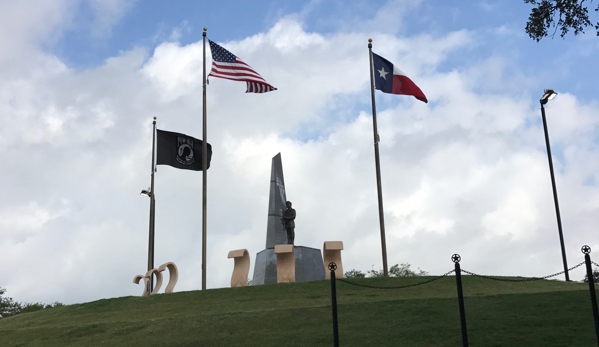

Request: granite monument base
left=252, top=245, right=325, bottom=285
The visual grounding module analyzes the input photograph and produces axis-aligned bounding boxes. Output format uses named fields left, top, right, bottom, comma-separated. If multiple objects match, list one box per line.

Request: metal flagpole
left=201, top=27, right=208, bottom=290
left=540, top=100, right=570, bottom=281
left=367, top=38, right=389, bottom=277
left=148, top=116, right=157, bottom=292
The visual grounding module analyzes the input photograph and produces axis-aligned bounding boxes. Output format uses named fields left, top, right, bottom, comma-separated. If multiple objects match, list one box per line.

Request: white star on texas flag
left=377, top=67, right=389, bottom=79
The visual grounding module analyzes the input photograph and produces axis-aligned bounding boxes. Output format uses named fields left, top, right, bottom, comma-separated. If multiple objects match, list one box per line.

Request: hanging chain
left=461, top=261, right=586, bottom=282
left=337, top=269, right=455, bottom=290
left=337, top=259, right=593, bottom=289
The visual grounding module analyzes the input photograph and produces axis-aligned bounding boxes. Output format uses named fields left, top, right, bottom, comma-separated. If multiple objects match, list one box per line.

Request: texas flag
left=372, top=52, right=428, bottom=103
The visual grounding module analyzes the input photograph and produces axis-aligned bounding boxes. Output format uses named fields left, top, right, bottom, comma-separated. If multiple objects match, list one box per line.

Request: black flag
left=156, top=129, right=212, bottom=171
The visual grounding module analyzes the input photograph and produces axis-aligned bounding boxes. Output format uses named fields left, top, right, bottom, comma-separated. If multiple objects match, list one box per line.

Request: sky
left=1, top=0, right=598, bottom=305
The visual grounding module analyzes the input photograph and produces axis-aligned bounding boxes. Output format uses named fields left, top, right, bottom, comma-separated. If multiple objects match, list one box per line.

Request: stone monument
left=252, top=153, right=325, bottom=285
left=227, top=249, right=250, bottom=287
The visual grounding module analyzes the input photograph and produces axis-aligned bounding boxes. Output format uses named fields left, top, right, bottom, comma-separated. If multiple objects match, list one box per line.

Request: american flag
left=208, top=40, right=277, bottom=93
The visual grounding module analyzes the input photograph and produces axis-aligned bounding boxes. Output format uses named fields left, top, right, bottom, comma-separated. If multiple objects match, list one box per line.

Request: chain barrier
left=461, top=261, right=586, bottom=282
left=336, top=260, right=592, bottom=289
left=337, top=269, right=455, bottom=290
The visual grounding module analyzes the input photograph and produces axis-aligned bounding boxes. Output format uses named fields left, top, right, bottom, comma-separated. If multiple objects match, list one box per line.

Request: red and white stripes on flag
left=208, top=40, right=277, bottom=93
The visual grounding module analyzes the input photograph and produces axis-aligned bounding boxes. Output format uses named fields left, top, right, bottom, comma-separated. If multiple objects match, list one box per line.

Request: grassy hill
left=1, top=275, right=598, bottom=346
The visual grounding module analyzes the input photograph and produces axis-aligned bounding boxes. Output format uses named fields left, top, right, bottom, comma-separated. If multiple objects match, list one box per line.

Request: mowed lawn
left=0, top=276, right=597, bottom=347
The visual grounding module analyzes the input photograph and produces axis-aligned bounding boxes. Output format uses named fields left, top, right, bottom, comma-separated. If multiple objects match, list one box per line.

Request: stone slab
left=252, top=245, right=325, bottom=285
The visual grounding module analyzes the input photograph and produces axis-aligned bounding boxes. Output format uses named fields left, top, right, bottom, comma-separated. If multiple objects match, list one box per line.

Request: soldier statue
left=281, top=201, right=296, bottom=245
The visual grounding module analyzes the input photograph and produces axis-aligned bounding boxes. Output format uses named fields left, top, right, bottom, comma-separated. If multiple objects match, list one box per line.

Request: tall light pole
left=540, top=89, right=570, bottom=281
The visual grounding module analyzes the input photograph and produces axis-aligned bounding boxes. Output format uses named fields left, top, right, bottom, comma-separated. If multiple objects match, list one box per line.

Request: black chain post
left=452, top=254, right=469, bottom=347
left=582, top=245, right=599, bottom=346
left=329, top=262, right=340, bottom=347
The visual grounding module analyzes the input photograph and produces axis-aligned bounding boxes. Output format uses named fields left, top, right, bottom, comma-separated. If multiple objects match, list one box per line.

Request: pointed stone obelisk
left=265, top=153, right=288, bottom=247
left=252, top=153, right=325, bottom=285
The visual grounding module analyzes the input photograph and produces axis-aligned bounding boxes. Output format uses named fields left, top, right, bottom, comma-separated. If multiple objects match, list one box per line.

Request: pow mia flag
left=156, top=129, right=212, bottom=171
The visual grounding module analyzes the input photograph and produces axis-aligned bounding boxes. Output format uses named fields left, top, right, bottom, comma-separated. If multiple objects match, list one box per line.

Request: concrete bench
left=275, top=244, right=295, bottom=283
left=323, top=241, right=344, bottom=279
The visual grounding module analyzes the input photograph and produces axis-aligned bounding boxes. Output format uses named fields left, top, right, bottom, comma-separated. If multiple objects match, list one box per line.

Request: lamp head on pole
left=540, top=89, right=557, bottom=105
left=140, top=188, right=152, bottom=197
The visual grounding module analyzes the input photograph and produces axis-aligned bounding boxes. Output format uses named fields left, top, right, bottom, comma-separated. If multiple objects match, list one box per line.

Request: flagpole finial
left=153, top=116, right=157, bottom=120
left=368, top=38, right=372, bottom=43
left=203, top=27, right=207, bottom=32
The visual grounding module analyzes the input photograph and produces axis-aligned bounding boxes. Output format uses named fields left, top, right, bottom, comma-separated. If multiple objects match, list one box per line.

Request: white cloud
left=0, top=202, right=69, bottom=241
left=141, top=42, right=203, bottom=102
left=168, top=20, right=191, bottom=42
left=87, top=0, right=135, bottom=38
left=0, top=1, right=71, bottom=57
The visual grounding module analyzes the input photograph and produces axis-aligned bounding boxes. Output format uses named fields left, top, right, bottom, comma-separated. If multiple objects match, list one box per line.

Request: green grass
left=0, top=276, right=597, bottom=346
